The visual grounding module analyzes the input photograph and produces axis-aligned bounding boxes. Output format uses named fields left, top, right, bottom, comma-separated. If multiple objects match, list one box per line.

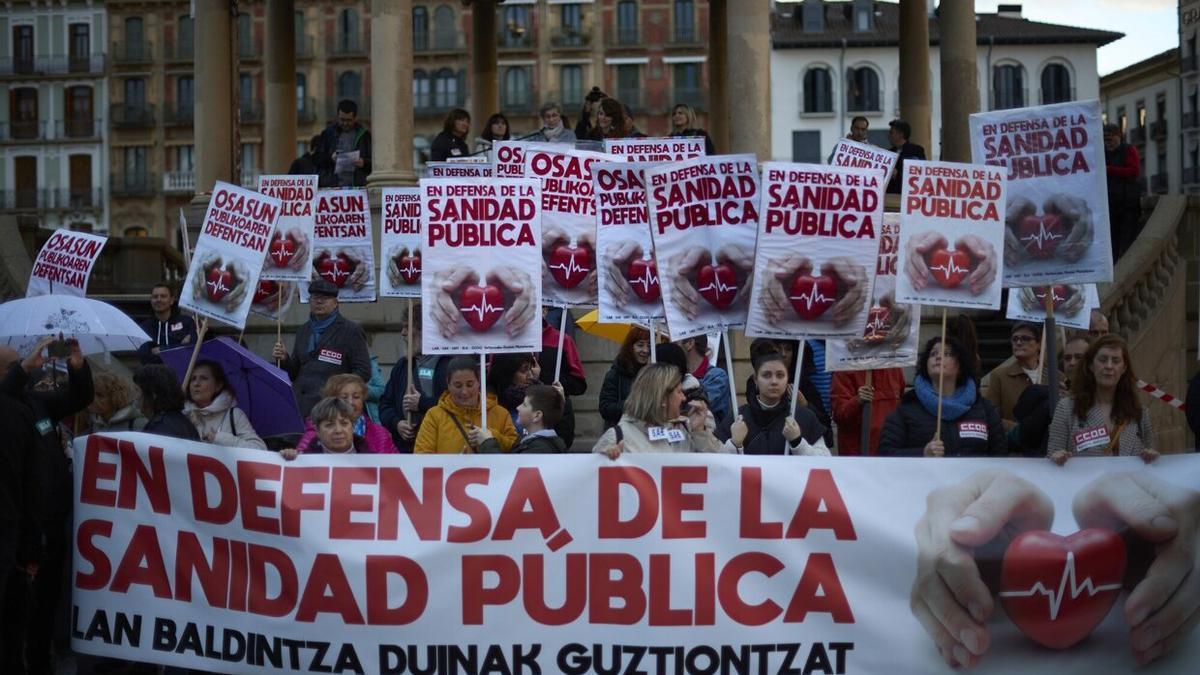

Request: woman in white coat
left=184, top=359, right=266, bottom=449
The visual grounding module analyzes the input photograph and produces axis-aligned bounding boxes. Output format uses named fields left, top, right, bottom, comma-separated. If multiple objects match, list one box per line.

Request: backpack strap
left=448, top=413, right=472, bottom=449
left=613, top=423, right=624, bottom=444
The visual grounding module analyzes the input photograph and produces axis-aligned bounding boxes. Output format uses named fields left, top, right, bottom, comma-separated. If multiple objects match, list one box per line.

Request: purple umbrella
left=160, top=337, right=303, bottom=437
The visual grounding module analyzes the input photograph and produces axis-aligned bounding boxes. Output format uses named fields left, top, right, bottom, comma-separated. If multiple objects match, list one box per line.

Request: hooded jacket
left=137, top=310, right=197, bottom=364
left=414, top=391, right=518, bottom=454
left=731, top=395, right=828, bottom=456
left=282, top=311, right=372, bottom=418
left=89, top=404, right=148, bottom=433
left=183, top=390, right=266, bottom=450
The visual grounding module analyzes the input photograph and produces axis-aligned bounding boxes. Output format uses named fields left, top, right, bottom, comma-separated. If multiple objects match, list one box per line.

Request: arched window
left=846, top=66, right=879, bottom=112
left=434, top=68, right=458, bottom=108
left=1040, top=63, right=1071, bottom=104
left=413, top=69, right=431, bottom=110
left=616, top=1, right=638, bottom=44
left=337, top=71, right=362, bottom=106
left=993, top=63, right=1025, bottom=109
left=502, top=67, right=531, bottom=110
left=338, top=9, right=360, bottom=52
left=433, top=5, right=456, bottom=50
left=803, top=67, right=833, bottom=114
left=413, top=7, right=429, bottom=51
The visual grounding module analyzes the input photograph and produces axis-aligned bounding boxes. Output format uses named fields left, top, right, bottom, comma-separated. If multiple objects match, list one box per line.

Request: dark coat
left=143, top=410, right=201, bottom=441
left=538, top=326, right=587, bottom=448
left=511, top=432, right=567, bottom=454
left=137, top=310, right=197, bottom=364
left=0, top=392, right=41, bottom=565
left=379, top=355, right=449, bottom=452
left=317, top=123, right=373, bottom=187
left=282, top=311, right=372, bottom=418
left=736, top=396, right=826, bottom=456
left=430, top=131, right=470, bottom=162
left=877, top=390, right=1005, bottom=457
left=887, top=141, right=928, bottom=194
left=668, top=128, right=717, bottom=156
left=599, top=362, right=640, bottom=429
left=288, top=152, right=319, bottom=177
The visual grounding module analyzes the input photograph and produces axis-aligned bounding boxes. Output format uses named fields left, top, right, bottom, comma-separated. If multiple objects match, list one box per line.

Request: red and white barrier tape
left=1137, top=379, right=1187, bottom=412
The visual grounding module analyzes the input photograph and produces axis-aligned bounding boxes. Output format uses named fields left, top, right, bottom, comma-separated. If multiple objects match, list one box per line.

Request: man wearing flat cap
left=273, top=279, right=371, bottom=417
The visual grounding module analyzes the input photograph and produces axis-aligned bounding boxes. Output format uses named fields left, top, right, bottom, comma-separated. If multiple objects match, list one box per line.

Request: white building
left=769, top=0, right=1120, bottom=163
left=0, top=1, right=109, bottom=232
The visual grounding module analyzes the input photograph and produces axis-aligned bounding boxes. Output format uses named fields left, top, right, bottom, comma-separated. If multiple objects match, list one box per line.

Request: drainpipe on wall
left=839, top=37, right=847, bottom=141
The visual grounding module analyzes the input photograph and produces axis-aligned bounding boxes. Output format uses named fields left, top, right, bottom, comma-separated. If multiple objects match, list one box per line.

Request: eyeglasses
left=1011, top=335, right=1036, bottom=344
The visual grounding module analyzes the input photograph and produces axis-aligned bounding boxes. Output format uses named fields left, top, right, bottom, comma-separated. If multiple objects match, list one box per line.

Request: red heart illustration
left=1033, top=285, right=1072, bottom=311
left=626, top=257, right=660, bottom=302
left=268, top=234, right=297, bottom=268
left=696, top=263, right=738, bottom=310
left=927, top=247, right=972, bottom=289
left=788, top=274, right=837, bottom=320
left=204, top=267, right=234, bottom=303
left=1019, top=214, right=1064, bottom=259
left=396, top=251, right=422, bottom=285
left=252, top=279, right=278, bottom=305
left=459, top=284, right=506, bottom=332
left=548, top=243, right=592, bottom=289
left=999, top=529, right=1126, bottom=650
left=863, top=305, right=891, bottom=343
left=317, top=255, right=353, bottom=288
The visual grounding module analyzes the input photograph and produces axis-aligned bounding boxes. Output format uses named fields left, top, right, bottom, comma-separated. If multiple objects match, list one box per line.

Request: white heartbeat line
left=269, top=244, right=291, bottom=264
left=698, top=278, right=737, bottom=295
left=929, top=259, right=970, bottom=278
left=206, top=276, right=231, bottom=296
left=399, top=260, right=420, bottom=279
left=865, top=314, right=888, bottom=335
left=998, top=551, right=1122, bottom=621
left=1037, top=289, right=1066, bottom=303
left=1020, top=222, right=1062, bottom=249
left=789, top=284, right=834, bottom=310
left=629, top=268, right=659, bottom=294
left=323, top=264, right=350, bottom=282
left=549, top=253, right=589, bottom=279
left=461, top=298, right=505, bottom=323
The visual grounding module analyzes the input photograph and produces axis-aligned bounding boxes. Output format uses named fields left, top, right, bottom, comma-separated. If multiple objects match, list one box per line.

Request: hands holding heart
left=668, top=244, right=754, bottom=320
left=430, top=265, right=534, bottom=338
left=603, top=240, right=661, bottom=309
left=191, top=252, right=249, bottom=313
left=1005, top=194, right=1095, bottom=266
left=266, top=227, right=310, bottom=271
left=542, top=227, right=598, bottom=297
left=386, top=245, right=422, bottom=288
left=313, top=247, right=370, bottom=292
left=906, top=230, right=997, bottom=296
left=756, top=254, right=867, bottom=327
left=912, top=468, right=1200, bottom=668
left=1019, top=284, right=1084, bottom=316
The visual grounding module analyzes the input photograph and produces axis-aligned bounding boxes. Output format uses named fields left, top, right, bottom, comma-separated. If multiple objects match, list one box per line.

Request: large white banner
left=26, top=229, right=107, bottom=297
left=895, top=160, right=1006, bottom=310
left=380, top=188, right=423, bottom=299
left=257, top=175, right=317, bottom=282
left=301, top=189, right=375, bottom=303
left=746, top=162, right=883, bottom=339
left=180, top=181, right=279, bottom=328
left=593, top=161, right=664, bottom=323
left=971, top=100, right=1113, bottom=286
left=604, top=137, right=706, bottom=162
left=420, top=178, right=543, bottom=354
left=647, top=155, right=761, bottom=339
left=72, top=433, right=1200, bottom=674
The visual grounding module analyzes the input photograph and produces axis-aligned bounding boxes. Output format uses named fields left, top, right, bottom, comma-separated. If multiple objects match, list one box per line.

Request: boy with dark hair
left=510, top=384, right=567, bottom=454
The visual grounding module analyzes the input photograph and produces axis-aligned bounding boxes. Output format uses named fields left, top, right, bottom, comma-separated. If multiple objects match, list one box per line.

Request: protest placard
left=247, top=280, right=295, bottom=321
left=72, top=434, right=1200, bottom=675
left=420, top=178, right=542, bottom=354
left=829, top=138, right=898, bottom=183
left=604, top=137, right=706, bottom=162
left=593, top=161, right=665, bottom=323
left=524, top=146, right=608, bottom=307
left=1006, top=283, right=1099, bottom=330
left=971, top=100, right=1112, bottom=286
left=826, top=214, right=922, bottom=371
left=646, top=155, right=761, bottom=339
left=256, top=175, right=316, bottom=283
left=179, top=181, right=279, bottom=328
left=746, top=162, right=882, bottom=339
left=299, top=189, right=375, bottom=303
left=425, top=162, right=494, bottom=179
left=380, top=188, right=422, bottom=299
left=26, top=229, right=107, bottom=297
left=895, top=160, right=1007, bottom=310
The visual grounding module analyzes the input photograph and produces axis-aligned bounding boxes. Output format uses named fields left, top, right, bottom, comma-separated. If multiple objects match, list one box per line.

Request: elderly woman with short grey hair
left=280, top=397, right=366, bottom=458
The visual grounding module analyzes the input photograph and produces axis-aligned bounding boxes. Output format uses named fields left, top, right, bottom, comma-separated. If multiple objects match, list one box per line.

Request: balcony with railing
left=1130, top=125, right=1147, bottom=144
left=163, top=102, right=194, bottom=126
left=501, top=94, right=537, bottom=114
left=163, top=171, right=196, bottom=194
left=325, top=98, right=372, bottom=120
left=415, top=93, right=464, bottom=116
left=0, top=120, right=46, bottom=141
left=670, top=25, right=700, bottom=45
left=112, top=41, right=154, bottom=65
left=544, top=89, right=584, bottom=110
left=58, top=187, right=104, bottom=210
left=57, top=117, right=102, bottom=139
left=298, top=97, right=318, bottom=124
left=239, top=100, right=264, bottom=124
left=239, top=35, right=264, bottom=62
left=0, top=54, right=105, bottom=76
left=0, top=189, right=52, bottom=210
left=1151, top=119, right=1168, bottom=141
left=671, top=87, right=706, bottom=110
left=240, top=170, right=261, bottom=188
left=419, top=33, right=466, bottom=53
left=111, top=172, right=158, bottom=198
left=608, top=26, right=640, bottom=47
left=617, top=90, right=661, bottom=114
left=168, top=41, right=195, bottom=63
left=551, top=26, right=592, bottom=49
left=295, top=35, right=315, bottom=60
left=111, top=103, right=156, bottom=128
left=498, top=28, right=534, bottom=51
left=329, top=34, right=367, bottom=58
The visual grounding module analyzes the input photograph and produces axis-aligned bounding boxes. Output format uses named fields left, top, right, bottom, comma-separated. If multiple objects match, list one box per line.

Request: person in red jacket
left=1104, top=123, right=1142, bottom=260
left=831, top=368, right=905, bottom=455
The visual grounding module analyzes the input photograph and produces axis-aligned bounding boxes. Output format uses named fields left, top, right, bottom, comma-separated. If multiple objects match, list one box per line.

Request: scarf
left=353, top=415, right=366, bottom=437
left=747, top=394, right=789, bottom=433
left=914, top=376, right=976, bottom=421
left=307, top=310, right=338, bottom=353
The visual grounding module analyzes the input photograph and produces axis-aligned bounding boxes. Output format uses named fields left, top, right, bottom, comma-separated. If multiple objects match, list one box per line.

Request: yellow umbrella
left=575, top=309, right=634, bottom=344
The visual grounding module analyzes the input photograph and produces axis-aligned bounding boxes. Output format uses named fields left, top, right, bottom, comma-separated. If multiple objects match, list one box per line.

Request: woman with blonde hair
left=667, top=102, right=716, bottom=155
left=593, top=363, right=727, bottom=457
left=294, top=373, right=397, bottom=454
left=89, top=371, right=147, bottom=432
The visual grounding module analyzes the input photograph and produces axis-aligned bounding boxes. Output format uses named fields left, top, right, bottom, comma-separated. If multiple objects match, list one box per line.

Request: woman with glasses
left=984, top=322, right=1046, bottom=433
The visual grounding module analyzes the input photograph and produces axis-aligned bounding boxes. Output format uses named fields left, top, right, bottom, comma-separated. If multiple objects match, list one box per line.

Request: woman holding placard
left=878, top=336, right=1004, bottom=457
left=598, top=327, right=651, bottom=430
left=727, top=351, right=829, bottom=456
left=592, top=363, right=726, bottom=457
left=1047, top=335, right=1157, bottom=465
left=414, top=356, right=518, bottom=454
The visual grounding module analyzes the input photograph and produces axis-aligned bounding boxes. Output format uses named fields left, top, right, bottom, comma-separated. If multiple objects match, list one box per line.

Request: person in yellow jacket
left=414, top=355, right=518, bottom=453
